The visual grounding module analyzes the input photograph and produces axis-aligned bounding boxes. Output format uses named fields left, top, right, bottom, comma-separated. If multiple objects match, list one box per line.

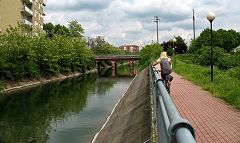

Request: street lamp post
left=207, top=12, right=216, bottom=82
left=172, top=37, right=177, bottom=66
left=154, top=16, right=160, bottom=44
left=173, top=37, right=176, bottom=51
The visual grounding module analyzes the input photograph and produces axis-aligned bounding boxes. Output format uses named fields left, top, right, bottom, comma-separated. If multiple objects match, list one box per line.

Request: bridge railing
left=95, top=54, right=139, bottom=59
left=149, top=66, right=196, bottom=143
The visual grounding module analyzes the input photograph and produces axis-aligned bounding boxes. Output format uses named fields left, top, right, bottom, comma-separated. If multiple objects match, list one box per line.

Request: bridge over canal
left=95, top=55, right=140, bottom=70
left=92, top=65, right=240, bottom=143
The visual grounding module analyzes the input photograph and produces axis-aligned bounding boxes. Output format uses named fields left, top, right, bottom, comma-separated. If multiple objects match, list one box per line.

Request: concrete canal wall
left=92, top=68, right=152, bottom=143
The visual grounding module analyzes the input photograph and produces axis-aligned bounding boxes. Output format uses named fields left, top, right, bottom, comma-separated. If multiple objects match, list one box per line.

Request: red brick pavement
left=170, top=72, right=240, bottom=143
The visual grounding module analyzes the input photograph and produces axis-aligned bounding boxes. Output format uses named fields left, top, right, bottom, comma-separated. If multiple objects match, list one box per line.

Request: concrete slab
left=92, top=68, right=152, bottom=143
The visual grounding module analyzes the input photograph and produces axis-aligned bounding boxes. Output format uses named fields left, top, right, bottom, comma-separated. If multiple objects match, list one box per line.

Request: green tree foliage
left=89, top=36, right=122, bottom=55
left=0, top=26, right=95, bottom=81
left=192, top=46, right=225, bottom=66
left=175, top=36, right=188, bottom=53
left=138, top=43, right=163, bottom=70
left=88, top=36, right=106, bottom=49
left=92, top=42, right=122, bottom=55
left=216, top=29, right=240, bottom=53
left=218, top=52, right=240, bottom=70
left=68, top=20, right=84, bottom=37
left=189, top=28, right=240, bottom=53
left=43, top=22, right=55, bottom=38
left=54, top=24, right=70, bottom=37
left=43, top=21, right=84, bottom=38
left=161, top=36, right=187, bottom=54
left=43, top=23, right=70, bottom=38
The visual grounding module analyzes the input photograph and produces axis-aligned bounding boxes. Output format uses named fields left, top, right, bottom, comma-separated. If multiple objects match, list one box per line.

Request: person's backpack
left=160, top=58, right=172, bottom=75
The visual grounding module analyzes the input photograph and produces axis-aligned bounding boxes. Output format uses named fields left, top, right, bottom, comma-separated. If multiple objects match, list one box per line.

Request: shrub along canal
left=0, top=66, right=136, bottom=143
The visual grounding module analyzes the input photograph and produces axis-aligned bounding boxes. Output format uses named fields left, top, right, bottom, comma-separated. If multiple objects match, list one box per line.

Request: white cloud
left=45, top=0, right=240, bottom=46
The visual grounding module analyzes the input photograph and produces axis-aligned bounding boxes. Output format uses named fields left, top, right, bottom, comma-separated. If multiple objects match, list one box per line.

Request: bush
left=0, top=28, right=95, bottom=81
left=92, top=43, right=122, bottom=55
left=216, top=52, right=240, bottom=70
left=192, top=46, right=224, bottom=66
left=138, top=43, right=163, bottom=70
left=175, top=54, right=194, bottom=64
left=227, top=67, right=240, bottom=80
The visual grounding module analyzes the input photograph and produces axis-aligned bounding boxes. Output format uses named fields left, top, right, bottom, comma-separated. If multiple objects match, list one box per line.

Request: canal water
left=0, top=66, right=136, bottom=143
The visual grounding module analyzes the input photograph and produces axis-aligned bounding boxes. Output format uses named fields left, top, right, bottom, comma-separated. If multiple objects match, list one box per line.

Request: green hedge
left=0, top=31, right=95, bottom=81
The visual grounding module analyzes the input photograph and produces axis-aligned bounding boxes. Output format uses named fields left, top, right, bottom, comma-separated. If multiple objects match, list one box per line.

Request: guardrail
left=149, top=66, right=196, bottom=143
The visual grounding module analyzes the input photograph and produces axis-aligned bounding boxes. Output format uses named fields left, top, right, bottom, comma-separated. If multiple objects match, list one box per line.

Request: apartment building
left=119, top=45, right=140, bottom=53
left=0, top=0, right=46, bottom=32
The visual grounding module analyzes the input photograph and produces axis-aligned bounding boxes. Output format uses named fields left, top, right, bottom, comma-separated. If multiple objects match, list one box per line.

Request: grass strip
left=174, top=60, right=240, bottom=110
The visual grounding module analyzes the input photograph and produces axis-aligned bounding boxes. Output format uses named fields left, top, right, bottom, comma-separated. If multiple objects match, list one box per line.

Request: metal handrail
left=149, top=65, right=196, bottom=143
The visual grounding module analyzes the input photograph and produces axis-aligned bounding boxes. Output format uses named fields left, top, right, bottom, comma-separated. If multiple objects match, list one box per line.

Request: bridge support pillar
left=111, top=68, right=116, bottom=77
left=111, top=61, right=116, bottom=77
left=130, top=61, right=136, bottom=76
left=111, top=61, right=116, bottom=70
left=96, top=62, right=101, bottom=70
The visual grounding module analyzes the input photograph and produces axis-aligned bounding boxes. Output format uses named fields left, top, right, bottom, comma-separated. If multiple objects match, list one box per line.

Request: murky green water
left=0, top=67, right=135, bottom=143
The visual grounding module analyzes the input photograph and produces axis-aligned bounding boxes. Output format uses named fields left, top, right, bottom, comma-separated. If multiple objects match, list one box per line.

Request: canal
left=0, top=66, right=136, bottom=143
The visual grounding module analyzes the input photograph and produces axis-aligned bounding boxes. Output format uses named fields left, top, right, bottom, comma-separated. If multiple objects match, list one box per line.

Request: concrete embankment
left=92, top=68, right=151, bottom=143
left=1, top=69, right=97, bottom=93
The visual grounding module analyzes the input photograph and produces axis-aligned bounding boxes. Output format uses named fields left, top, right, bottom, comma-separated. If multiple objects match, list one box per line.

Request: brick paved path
left=171, top=72, right=240, bottom=143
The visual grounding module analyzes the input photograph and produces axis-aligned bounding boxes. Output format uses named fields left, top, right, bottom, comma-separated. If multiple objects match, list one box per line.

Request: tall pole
left=157, top=19, right=159, bottom=44
left=193, top=9, right=196, bottom=40
left=207, top=12, right=215, bottom=82
left=210, top=21, right=213, bottom=82
left=154, top=16, right=159, bottom=44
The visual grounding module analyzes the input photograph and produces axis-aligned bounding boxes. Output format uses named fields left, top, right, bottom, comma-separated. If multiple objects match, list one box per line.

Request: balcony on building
left=21, top=19, right=33, bottom=26
left=22, top=0, right=33, bottom=4
left=43, top=0, right=46, bottom=6
left=21, top=5, right=33, bottom=16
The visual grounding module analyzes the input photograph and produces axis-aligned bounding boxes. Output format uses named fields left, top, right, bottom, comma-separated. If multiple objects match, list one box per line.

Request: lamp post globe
left=207, top=12, right=216, bottom=22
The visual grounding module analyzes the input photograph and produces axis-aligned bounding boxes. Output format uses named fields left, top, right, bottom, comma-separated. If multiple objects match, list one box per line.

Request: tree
left=43, top=22, right=55, bottom=38
left=89, top=36, right=105, bottom=48
left=54, top=24, right=70, bottom=36
left=161, top=36, right=187, bottom=54
left=43, top=23, right=70, bottom=38
left=92, top=42, right=121, bottom=55
left=192, top=46, right=224, bottom=66
left=138, top=43, right=163, bottom=70
left=68, top=20, right=84, bottom=37
left=175, top=36, right=187, bottom=53
left=216, top=29, right=240, bottom=52
left=189, top=28, right=240, bottom=53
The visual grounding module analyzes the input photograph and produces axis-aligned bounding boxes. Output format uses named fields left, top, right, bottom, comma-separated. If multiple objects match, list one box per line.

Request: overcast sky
left=45, top=0, right=240, bottom=46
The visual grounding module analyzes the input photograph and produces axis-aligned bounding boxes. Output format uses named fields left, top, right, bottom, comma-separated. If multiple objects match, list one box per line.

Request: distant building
left=0, top=0, right=46, bottom=32
left=119, top=45, right=139, bottom=53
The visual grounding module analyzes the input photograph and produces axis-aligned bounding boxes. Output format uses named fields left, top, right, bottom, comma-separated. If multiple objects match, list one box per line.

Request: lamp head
left=207, top=12, right=216, bottom=22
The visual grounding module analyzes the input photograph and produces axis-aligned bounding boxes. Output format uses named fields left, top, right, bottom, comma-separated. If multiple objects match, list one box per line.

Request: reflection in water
left=0, top=66, right=135, bottom=143
left=98, top=63, right=137, bottom=77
